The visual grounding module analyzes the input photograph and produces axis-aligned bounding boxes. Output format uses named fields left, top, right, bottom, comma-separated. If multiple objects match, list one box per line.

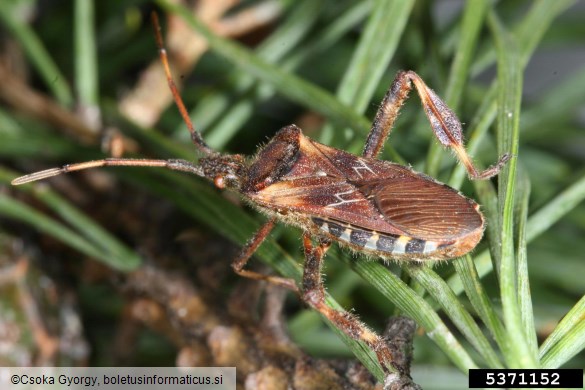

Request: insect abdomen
left=311, top=217, right=442, bottom=257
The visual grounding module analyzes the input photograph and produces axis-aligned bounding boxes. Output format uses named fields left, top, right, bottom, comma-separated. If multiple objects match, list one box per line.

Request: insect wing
left=358, top=175, right=483, bottom=241
left=305, top=138, right=484, bottom=241
left=251, top=174, right=409, bottom=234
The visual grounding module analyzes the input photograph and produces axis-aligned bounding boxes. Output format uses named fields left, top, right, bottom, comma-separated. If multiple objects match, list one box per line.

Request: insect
left=12, top=13, right=510, bottom=377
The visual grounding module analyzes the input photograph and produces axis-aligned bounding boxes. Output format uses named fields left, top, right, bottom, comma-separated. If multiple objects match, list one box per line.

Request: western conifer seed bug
left=12, top=12, right=510, bottom=378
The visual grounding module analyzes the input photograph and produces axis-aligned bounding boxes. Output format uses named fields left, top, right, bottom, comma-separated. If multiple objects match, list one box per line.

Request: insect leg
left=11, top=158, right=205, bottom=185
left=232, top=219, right=299, bottom=292
left=301, top=233, right=405, bottom=376
left=362, top=71, right=412, bottom=160
left=363, top=70, right=509, bottom=179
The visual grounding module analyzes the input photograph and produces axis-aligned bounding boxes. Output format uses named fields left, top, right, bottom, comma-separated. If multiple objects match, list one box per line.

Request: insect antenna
left=11, top=159, right=204, bottom=186
left=151, top=12, right=215, bottom=157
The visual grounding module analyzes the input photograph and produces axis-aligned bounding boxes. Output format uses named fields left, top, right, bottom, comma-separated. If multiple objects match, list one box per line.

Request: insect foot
left=381, top=317, right=421, bottom=390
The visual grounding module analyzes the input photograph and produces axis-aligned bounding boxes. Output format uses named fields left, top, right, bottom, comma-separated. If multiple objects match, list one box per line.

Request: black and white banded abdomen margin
left=311, top=217, right=447, bottom=256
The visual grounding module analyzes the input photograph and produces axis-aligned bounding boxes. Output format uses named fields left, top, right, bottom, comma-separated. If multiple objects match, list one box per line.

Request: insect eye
left=214, top=176, right=226, bottom=189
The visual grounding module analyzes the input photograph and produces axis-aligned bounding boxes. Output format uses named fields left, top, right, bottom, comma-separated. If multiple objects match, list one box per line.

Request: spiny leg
left=301, top=233, right=405, bottom=376
left=363, top=70, right=510, bottom=179
left=232, top=219, right=299, bottom=292
left=11, top=158, right=205, bottom=185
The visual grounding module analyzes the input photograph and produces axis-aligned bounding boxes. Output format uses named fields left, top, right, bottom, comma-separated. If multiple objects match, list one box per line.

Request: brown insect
left=12, top=13, right=510, bottom=377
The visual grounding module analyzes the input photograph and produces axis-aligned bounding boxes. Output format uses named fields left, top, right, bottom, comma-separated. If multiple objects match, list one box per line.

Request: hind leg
left=300, top=233, right=407, bottom=376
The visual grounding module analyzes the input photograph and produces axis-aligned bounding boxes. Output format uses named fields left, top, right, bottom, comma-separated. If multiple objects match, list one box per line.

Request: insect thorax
left=243, top=125, right=302, bottom=193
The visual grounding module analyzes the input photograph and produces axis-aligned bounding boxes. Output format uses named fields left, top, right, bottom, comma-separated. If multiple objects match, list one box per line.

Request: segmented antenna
left=11, top=159, right=204, bottom=185
left=151, top=12, right=215, bottom=156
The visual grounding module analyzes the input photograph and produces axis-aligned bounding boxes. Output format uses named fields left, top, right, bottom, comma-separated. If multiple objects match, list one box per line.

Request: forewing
left=359, top=175, right=483, bottom=240
left=252, top=176, right=408, bottom=236
left=307, top=139, right=407, bottom=181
